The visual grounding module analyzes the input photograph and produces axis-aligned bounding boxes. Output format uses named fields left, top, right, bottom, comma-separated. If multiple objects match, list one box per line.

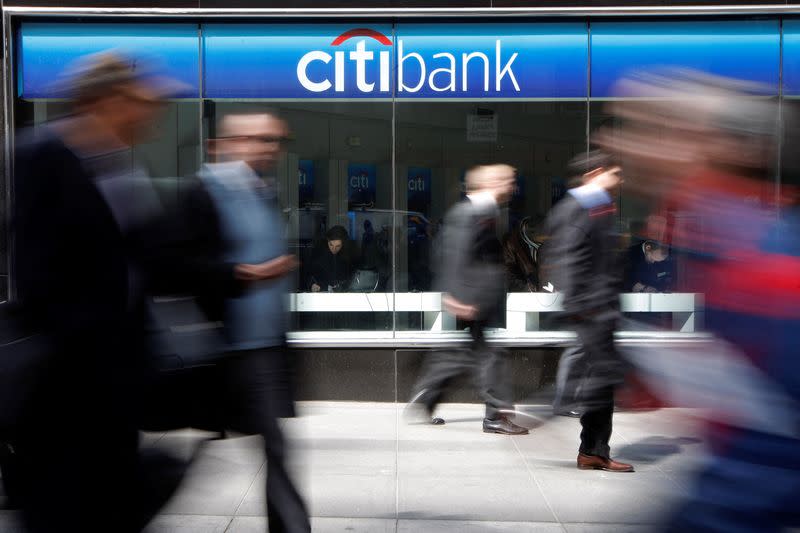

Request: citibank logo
left=297, top=28, right=392, bottom=93
left=296, top=28, right=520, bottom=95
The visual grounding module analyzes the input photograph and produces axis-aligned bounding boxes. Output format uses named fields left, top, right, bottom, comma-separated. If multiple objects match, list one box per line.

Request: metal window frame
left=3, top=4, right=793, bottom=348
left=5, top=5, right=800, bottom=17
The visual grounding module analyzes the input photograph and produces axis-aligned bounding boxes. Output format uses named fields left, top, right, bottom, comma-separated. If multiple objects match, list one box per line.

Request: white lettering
left=334, top=51, right=345, bottom=92
left=350, top=174, right=369, bottom=188
left=429, top=52, right=456, bottom=92
left=495, top=40, right=519, bottom=92
left=462, top=51, right=489, bottom=92
left=297, top=51, right=332, bottom=92
left=408, top=177, right=426, bottom=191
left=379, top=50, right=390, bottom=92
left=398, top=40, right=426, bottom=93
left=350, top=40, right=375, bottom=93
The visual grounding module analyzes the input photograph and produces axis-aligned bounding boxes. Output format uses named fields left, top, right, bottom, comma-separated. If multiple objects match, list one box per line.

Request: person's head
left=568, top=151, right=623, bottom=193
left=597, top=68, right=777, bottom=199
left=643, top=240, right=669, bottom=263
left=210, top=112, right=289, bottom=174
left=66, top=51, right=174, bottom=146
left=465, top=163, right=516, bottom=204
left=325, top=225, right=349, bottom=255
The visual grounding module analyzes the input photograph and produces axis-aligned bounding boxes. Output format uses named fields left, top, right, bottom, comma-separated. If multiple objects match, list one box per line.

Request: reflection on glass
left=395, top=101, right=587, bottom=332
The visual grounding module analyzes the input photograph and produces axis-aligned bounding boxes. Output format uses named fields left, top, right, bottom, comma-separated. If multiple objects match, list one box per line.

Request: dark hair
left=326, top=225, right=349, bottom=242
left=567, top=150, right=616, bottom=181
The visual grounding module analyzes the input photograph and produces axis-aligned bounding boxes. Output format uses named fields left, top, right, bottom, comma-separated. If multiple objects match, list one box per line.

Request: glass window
left=395, top=101, right=587, bottom=334
left=10, top=17, right=789, bottom=340
left=201, top=101, right=394, bottom=333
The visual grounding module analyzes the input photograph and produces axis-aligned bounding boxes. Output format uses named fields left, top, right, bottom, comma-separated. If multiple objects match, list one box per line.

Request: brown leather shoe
left=483, top=416, right=529, bottom=435
left=577, top=453, right=634, bottom=472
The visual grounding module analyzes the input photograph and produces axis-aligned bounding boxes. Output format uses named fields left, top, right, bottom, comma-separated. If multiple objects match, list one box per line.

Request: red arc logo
left=331, top=28, right=392, bottom=46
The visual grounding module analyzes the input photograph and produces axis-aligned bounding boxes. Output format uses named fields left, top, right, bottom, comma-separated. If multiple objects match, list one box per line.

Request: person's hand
left=311, top=283, right=321, bottom=292
left=235, top=254, right=299, bottom=282
left=442, top=293, right=478, bottom=320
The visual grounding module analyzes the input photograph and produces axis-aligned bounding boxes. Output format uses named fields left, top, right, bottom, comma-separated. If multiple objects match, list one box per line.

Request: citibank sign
left=18, top=22, right=590, bottom=99
left=296, top=28, right=520, bottom=96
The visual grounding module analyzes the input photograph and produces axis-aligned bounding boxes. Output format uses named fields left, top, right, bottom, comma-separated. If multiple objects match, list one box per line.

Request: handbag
left=147, top=295, right=226, bottom=371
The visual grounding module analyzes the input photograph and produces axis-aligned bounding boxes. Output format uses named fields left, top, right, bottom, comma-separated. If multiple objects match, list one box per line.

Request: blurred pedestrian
left=197, top=112, right=311, bottom=533
left=602, top=69, right=800, bottom=530
left=542, top=151, right=634, bottom=472
left=10, top=51, right=181, bottom=532
left=406, top=164, right=528, bottom=435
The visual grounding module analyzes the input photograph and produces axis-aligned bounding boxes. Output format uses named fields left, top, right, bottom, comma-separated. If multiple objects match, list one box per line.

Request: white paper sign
left=467, top=114, right=498, bottom=143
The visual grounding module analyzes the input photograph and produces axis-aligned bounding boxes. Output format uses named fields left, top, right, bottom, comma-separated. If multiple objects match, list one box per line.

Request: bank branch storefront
left=5, top=7, right=800, bottom=351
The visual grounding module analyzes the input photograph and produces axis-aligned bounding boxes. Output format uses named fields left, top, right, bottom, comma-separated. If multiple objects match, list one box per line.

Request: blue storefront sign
left=18, top=23, right=200, bottom=99
left=590, top=20, right=780, bottom=97
left=393, top=23, right=587, bottom=99
left=16, top=20, right=788, bottom=100
left=347, top=163, right=377, bottom=208
left=203, top=24, right=394, bottom=99
left=203, top=22, right=587, bottom=99
left=782, top=19, right=800, bottom=96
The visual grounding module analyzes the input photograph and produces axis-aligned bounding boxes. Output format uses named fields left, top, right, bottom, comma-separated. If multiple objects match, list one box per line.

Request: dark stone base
left=293, top=348, right=562, bottom=403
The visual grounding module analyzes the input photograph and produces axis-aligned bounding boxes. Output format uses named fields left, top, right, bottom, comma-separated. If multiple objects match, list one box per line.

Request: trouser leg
left=263, top=415, right=310, bottom=533
left=574, top=322, right=621, bottom=459
left=223, top=349, right=310, bottom=533
left=553, top=346, right=586, bottom=413
left=470, top=322, right=513, bottom=420
left=578, top=385, right=614, bottom=458
left=411, top=347, right=472, bottom=413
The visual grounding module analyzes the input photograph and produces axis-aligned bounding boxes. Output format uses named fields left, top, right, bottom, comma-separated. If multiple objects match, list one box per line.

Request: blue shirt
left=200, top=161, right=288, bottom=350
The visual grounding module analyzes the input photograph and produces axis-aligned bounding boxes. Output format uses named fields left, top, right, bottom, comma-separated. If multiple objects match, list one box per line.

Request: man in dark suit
left=543, top=151, right=634, bottom=472
left=407, top=164, right=528, bottom=435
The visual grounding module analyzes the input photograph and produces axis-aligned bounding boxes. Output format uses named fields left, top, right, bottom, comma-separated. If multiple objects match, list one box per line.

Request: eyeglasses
left=215, top=135, right=289, bottom=144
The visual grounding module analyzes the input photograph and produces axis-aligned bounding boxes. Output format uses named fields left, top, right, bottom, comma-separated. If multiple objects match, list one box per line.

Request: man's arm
left=545, top=210, right=594, bottom=319
left=437, top=204, right=479, bottom=319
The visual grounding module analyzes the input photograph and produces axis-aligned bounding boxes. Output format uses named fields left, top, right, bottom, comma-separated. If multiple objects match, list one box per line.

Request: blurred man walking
left=543, top=151, right=633, bottom=472
left=407, top=164, right=528, bottom=435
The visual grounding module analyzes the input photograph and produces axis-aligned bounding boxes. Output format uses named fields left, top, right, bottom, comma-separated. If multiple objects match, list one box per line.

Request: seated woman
left=307, top=225, right=357, bottom=292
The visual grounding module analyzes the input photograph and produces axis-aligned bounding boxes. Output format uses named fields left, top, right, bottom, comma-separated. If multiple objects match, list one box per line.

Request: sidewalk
left=1, top=402, right=706, bottom=532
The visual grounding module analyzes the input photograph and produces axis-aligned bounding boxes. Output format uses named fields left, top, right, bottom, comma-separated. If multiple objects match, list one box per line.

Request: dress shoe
left=403, top=401, right=445, bottom=426
left=482, top=416, right=529, bottom=435
left=577, top=453, right=634, bottom=472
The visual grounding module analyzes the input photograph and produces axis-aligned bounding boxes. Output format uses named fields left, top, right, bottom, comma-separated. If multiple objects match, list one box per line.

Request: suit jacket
left=434, top=198, right=506, bottom=321
left=543, top=193, right=622, bottom=325
left=14, top=128, right=136, bottom=350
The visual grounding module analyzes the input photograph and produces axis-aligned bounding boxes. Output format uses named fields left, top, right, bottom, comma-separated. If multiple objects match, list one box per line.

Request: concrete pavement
left=0, top=402, right=707, bottom=532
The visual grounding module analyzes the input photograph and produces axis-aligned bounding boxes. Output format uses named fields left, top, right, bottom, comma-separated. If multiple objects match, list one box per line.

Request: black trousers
left=573, top=320, right=624, bottom=459
left=219, top=348, right=310, bottom=533
left=412, top=321, right=513, bottom=420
